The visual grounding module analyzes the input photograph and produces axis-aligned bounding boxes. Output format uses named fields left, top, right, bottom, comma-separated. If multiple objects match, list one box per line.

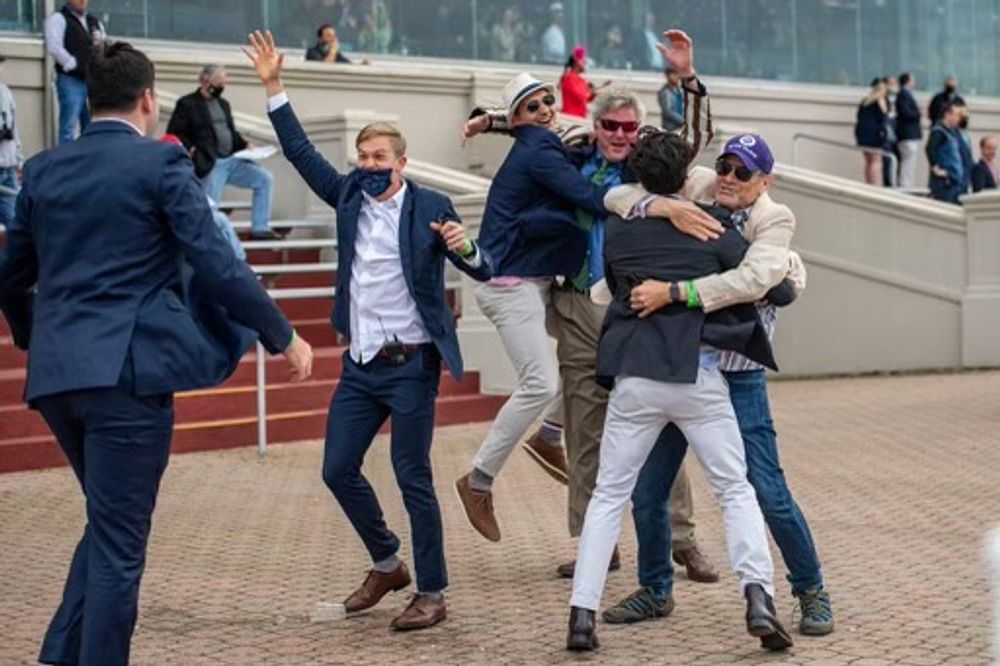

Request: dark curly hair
left=86, top=41, right=155, bottom=114
left=626, top=127, right=693, bottom=196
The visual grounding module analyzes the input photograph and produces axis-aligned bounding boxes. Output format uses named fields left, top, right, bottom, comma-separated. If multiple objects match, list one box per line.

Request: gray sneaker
left=602, top=587, right=675, bottom=624
left=795, top=587, right=834, bottom=635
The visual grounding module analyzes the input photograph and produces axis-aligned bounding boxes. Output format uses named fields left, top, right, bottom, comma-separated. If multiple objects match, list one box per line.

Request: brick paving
left=1, top=371, right=998, bottom=665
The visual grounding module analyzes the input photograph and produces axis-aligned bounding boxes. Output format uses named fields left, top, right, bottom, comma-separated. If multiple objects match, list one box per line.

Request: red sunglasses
left=598, top=118, right=640, bottom=133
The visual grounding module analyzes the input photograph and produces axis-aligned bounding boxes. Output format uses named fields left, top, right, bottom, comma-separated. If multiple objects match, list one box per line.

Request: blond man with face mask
left=245, top=30, right=493, bottom=631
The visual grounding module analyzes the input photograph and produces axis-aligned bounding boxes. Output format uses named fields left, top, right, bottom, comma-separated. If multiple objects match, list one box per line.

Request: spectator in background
left=0, top=56, right=22, bottom=228
left=895, top=72, right=922, bottom=189
left=928, top=76, right=965, bottom=126
left=926, top=102, right=967, bottom=204
left=167, top=65, right=279, bottom=240
left=629, top=12, right=665, bottom=71
left=490, top=8, right=518, bottom=62
left=560, top=46, right=595, bottom=119
left=358, top=0, right=392, bottom=53
left=881, top=76, right=899, bottom=187
left=855, top=78, right=888, bottom=186
left=971, top=135, right=998, bottom=192
left=540, top=2, right=567, bottom=65
left=306, top=24, right=353, bottom=63
left=598, top=26, right=627, bottom=70
left=658, top=66, right=685, bottom=131
left=44, top=0, right=106, bottom=143
left=955, top=103, right=974, bottom=194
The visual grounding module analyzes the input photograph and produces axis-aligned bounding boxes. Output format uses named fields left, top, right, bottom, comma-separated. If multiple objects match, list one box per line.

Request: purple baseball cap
left=721, top=133, right=774, bottom=175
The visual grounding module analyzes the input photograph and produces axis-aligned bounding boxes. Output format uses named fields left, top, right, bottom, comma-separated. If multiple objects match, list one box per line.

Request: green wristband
left=458, top=239, right=475, bottom=258
left=685, top=281, right=701, bottom=309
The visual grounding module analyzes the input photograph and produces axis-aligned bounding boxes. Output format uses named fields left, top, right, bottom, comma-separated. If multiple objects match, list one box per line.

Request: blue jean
left=203, top=157, right=273, bottom=233
left=35, top=381, right=173, bottom=666
left=322, top=346, right=447, bottom=593
left=56, top=73, right=91, bottom=144
left=631, top=369, right=824, bottom=597
left=0, top=166, right=18, bottom=227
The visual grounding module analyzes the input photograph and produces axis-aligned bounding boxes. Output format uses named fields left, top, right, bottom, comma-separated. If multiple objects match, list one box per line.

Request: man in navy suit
left=971, top=135, right=998, bottom=193
left=0, top=42, right=313, bottom=666
left=244, top=30, right=492, bottom=631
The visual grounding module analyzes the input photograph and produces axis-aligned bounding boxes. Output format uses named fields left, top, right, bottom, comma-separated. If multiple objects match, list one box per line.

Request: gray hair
left=199, top=64, right=224, bottom=81
left=592, top=88, right=646, bottom=125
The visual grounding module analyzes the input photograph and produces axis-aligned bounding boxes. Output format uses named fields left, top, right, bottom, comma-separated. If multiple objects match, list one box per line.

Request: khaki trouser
left=551, top=288, right=696, bottom=542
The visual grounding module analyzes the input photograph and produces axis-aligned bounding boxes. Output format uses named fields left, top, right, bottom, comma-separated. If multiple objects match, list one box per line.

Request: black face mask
left=959, top=116, right=969, bottom=129
left=945, top=84, right=957, bottom=94
left=209, top=85, right=225, bottom=98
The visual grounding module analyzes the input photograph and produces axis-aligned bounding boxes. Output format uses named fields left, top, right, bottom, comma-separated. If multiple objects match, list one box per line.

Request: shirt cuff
left=462, top=244, right=483, bottom=269
left=266, top=92, right=290, bottom=113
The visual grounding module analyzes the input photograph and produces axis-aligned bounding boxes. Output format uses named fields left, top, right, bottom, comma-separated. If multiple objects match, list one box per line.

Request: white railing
left=791, top=132, right=899, bottom=188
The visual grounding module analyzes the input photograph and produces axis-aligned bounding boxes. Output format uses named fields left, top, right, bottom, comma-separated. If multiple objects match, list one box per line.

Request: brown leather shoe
left=522, top=432, right=569, bottom=484
left=455, top=474, right=501, bottom=542
left=557, top=546, right=620, bottom=579
left=390, top=594, right=447, bottom=631
left=673, top=545, right=720, bottom=583
left=343, top=563, right=412, bottom=613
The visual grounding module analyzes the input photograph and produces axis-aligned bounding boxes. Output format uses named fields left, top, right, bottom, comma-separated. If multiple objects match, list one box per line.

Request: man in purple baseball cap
left=600, top=134, right=835, bottom=641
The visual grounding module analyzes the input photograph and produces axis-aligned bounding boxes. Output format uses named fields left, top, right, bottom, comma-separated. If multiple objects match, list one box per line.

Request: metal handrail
left=791, top=132, right=899, bottom=188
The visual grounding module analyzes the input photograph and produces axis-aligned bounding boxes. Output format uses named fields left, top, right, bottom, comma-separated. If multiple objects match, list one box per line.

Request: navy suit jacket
left=268, top=102, right=492, bottom=379
left=0, top=121, right=293, bottom=402
left=971, top=160, right=997, bottom=192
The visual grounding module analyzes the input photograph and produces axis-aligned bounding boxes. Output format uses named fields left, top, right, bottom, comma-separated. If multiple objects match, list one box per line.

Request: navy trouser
left=35, top=383, right=173, bottom=666
left=322, top=346, right=447, bottom=593
left=631, top=369, right=824, bottom=597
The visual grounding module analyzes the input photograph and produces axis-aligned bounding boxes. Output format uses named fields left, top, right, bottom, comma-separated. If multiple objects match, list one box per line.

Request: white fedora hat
left=502, top=72, right=555, bottom=123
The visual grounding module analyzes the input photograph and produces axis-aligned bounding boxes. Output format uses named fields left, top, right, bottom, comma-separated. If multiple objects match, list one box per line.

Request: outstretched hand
left=657, top=29, right=695, bottom=78
left=243, top=30, right=285, bottom=96
left=430, top=219, right=469, bottom=253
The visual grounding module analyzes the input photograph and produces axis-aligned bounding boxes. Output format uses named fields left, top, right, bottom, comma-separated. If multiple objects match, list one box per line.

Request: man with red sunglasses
left=601, top=134, right=834, bottom=640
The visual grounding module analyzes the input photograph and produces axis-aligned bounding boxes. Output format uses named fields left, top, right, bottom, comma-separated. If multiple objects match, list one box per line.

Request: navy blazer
left=477, top=124, right=608, bottom=277
left=268, top=102, right=492, bottom=379
left=895, top=88, right=922, bottom=142
left=0, top=121, right=293, bottom=402
left=597, top=206, right=780, bottom=389
left=971, top=160, right=997, bottom=192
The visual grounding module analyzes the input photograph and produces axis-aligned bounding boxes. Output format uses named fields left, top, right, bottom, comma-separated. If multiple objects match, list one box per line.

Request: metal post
left=42, top=0, right=57, bottom=148
left=256, top=341, right=268, bottom=457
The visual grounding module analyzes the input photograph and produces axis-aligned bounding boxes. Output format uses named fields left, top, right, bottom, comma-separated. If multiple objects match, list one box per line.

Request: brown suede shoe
left=557, top=546, right=620, bottom=579
left=343, top=563, right=412, bottom=613
left=522, top=432, right=569, bottom=485
left=455, top=474, right=501, bottom=542
left=390, top=594, right=447, bottom=631
left=673, top=545, right=720, bottom=583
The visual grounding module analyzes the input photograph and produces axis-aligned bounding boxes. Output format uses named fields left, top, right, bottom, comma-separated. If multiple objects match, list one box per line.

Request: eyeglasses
left=524, top=94, right=556, bottom=113
left=598, top=118, right=640, bottom=134
left=715, top=159, right=757, bottom=183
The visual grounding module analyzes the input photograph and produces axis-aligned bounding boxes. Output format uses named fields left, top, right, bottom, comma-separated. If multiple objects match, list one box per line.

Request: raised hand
left=242, top=30, right=285, bottom=96
left=657, top=29, right=695, bottom=79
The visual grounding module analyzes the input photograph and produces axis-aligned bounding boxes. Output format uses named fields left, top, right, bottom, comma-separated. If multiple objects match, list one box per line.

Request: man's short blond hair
left=356, top=122, right=407, bottom=156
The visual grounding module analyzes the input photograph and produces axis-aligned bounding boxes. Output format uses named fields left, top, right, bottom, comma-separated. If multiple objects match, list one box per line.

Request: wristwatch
left=668, top=282, right=682, bottom=304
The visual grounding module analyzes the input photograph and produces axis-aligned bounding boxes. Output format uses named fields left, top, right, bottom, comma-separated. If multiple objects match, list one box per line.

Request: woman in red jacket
left=560, top=45, right=594, bottom=119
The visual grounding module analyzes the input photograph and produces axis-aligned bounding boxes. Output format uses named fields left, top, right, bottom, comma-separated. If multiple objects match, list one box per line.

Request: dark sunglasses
left=715, top=158, right=757, bottom=182
left=524, top=94, right=557, bottom=113
left=598, top=118, right=640, bottom=133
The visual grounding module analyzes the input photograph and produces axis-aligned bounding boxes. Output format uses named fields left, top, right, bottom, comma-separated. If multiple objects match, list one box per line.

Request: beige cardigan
left=603, top=166, right=806, bottom=313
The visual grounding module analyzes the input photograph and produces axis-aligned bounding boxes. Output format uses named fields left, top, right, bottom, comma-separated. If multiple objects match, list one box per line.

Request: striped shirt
left=717, top=209, right=777, bottom=373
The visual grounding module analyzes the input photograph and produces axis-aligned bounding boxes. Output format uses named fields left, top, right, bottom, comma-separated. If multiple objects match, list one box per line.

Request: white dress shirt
left=44, top=10, right=105, bottom=73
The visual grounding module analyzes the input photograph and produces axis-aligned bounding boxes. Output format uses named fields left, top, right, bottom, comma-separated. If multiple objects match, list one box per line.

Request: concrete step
left=0, top=390, right=507, bottom=474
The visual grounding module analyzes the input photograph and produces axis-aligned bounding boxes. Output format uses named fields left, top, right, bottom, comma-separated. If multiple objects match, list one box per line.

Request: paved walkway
left=1, top=372, right=998, bottom=665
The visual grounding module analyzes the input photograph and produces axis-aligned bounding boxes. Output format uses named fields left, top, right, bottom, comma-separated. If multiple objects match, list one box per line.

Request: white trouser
left=898, top=139, right=921, bottom=189
left=472, top=280, right=563, bottom=478
left=570, top=371, right=774, bottom=611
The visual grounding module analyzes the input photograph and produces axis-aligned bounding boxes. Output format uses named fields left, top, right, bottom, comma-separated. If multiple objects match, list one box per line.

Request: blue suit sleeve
left=439, top=201, right=492, bottom=282
left=0, top=186, right=37, bottom=349
left=527, top=136, right=609, bottom=218
left=269, top=102, right=345, bottom=205
left=158, top=148, right=293, bottom=354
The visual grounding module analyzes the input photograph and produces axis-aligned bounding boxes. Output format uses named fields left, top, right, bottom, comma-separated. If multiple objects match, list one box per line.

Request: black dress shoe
left=566, top=606, right=599, bottom=651
left=744, top=583, right=793, bottom=651
left=250, top=229, right=282, bottom=241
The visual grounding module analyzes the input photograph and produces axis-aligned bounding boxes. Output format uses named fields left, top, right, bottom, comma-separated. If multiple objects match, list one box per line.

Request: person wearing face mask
left=244, top=30, right=493, bottom=632
left=167, top=64, right=280, bottom=240
left=928, top=76, right=966, bottom=126
left=0, top=41, right=313, bottom=666
left=44, top=0, right=106, bottom=143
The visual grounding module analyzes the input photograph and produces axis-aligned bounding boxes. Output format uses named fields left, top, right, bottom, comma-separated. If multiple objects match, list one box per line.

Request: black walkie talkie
left=378, top=317, right=408, bottom=366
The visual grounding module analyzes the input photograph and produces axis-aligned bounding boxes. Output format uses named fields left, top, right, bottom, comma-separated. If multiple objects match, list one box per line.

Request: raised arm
left=527, top=137, right=608, bottom=217
left=244, top=30, right=344, bottom=204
